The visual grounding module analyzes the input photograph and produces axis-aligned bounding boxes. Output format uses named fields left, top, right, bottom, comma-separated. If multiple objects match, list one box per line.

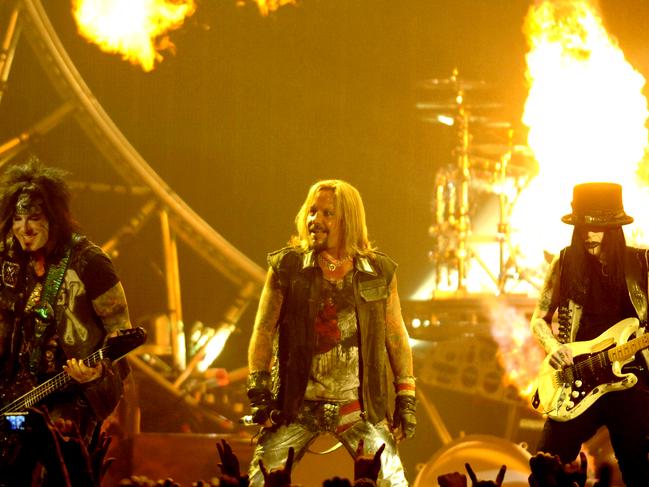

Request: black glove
left=393, top=395, right=416, bottom=439
left=246, top=371, right=274, bottom=425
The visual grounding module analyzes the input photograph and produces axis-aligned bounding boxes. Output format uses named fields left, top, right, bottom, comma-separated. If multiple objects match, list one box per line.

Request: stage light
left=197, top=323, right=235, bottom=373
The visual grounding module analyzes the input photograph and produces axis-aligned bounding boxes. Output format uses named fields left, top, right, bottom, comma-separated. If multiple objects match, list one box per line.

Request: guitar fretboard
left=0, top=347, right=106, bottom=415
left=608, top=333, right=649, bottom=362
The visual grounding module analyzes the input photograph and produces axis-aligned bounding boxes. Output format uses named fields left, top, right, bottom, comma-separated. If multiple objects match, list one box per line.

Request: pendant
left=327, top=262, right=336, bottom=272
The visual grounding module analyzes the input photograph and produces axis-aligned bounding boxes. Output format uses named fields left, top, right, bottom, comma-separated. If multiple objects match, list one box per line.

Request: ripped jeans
left=248, top=400, right=408, bottom=487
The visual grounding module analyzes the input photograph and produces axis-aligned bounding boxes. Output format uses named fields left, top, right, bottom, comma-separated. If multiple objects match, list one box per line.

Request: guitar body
left=537, top=317, right=641, bottom=422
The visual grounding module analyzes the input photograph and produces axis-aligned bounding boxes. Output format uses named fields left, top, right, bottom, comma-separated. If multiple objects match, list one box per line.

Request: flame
left=512, top=0, right=649, bottom=265
left=489, top=303, right=545, bottom=400
left=491, top=0, right=649, bottom=399
left=72, top=0, right=197, bottom=72
left=240, top=0, right=296, bottom=16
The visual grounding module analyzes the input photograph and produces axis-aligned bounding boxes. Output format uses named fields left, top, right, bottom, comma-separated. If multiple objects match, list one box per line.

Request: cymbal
left=469, top=151, right=538, bottom=178
left=416, top=102, right=504, bottom=111
left=470, top=143, right=533, bottom=158
left=420, top=114, right=511, bottom=129
left=418, top=77, right=489, bottom=91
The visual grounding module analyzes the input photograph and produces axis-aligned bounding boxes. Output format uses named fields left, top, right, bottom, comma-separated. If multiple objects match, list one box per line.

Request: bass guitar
left=536, top=317, right=649, bottom=422
left=0, top=327, right=146, bottom=417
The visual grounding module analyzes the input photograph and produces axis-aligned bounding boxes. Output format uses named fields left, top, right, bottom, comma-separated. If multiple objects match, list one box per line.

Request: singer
left=245, top=179, right=415, bottom=486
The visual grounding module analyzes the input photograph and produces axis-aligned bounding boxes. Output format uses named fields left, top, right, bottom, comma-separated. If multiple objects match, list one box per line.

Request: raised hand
left=529, top=451, right=588, bottom=487
left=437, top=471, right=468, bottom=487
left=26, top=407, right=72, bottom=487
left=259, top=446, right=295, bottom=487
left=353, top=439, right=385, bottom=482
left=563, top=452, right=588, bottom=487
left=217, top=439, right=242, bottom=478
left=323, top=476, right=352, bottom=487
left=465, top=463, right=506, bottom=487
left=88, top=429, right=115, bottom=484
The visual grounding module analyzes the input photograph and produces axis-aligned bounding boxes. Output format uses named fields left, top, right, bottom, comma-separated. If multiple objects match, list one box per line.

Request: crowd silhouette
left=0, top=407, right=619, bottom=487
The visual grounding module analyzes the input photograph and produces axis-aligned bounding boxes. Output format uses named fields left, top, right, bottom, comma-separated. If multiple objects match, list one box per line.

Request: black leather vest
left=268, top=247, right=396, bottom=424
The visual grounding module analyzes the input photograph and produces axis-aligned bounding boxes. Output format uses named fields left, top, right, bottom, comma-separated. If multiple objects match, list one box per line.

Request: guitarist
left=0, top=158, right=132, bottom=485
left=530, top=182, right=649, bottom=486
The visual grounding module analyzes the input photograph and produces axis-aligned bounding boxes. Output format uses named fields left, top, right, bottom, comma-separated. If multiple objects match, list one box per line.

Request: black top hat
left=561, top=182, right=633, bottom=227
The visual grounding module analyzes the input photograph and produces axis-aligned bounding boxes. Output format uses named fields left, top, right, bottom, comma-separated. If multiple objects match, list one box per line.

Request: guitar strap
left=28, top=241, right=73, bottom=374
left=645, top=248, right=649, bottom=327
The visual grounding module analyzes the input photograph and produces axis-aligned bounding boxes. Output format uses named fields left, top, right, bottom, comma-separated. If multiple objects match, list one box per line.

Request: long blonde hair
left=290, top=179, right=375, bottom=256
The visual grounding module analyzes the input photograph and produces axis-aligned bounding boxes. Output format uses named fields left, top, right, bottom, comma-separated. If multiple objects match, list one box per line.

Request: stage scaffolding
left=0, top=0, right=265, bottom=431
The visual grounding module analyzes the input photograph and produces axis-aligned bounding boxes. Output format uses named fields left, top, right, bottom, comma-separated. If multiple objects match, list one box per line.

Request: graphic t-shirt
left=304, top=271, right=360, bottom=402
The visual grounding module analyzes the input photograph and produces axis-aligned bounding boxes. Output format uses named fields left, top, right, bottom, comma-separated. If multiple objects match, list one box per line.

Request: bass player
left=0, top=158, right=132, bottom=485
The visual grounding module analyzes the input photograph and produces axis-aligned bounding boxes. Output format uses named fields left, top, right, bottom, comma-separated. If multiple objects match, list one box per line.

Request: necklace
left=318, top=252, right=351, bottom=272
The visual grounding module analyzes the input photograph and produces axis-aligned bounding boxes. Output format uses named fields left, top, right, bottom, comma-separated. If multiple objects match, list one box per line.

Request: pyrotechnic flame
left=489, top=303, right=545, bottom=401
left=255, top=0, right=295, bottom=15
left=492, top=0, right=649, bottom=400
left=513, top=0, right=649, bottom=266
left=72, top=0, right=197, bottom=72
left=241, top=0, right=296, bottom=16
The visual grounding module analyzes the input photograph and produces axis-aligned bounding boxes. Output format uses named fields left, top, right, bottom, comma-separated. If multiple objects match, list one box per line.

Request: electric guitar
left=0, top=327, right=146, bottom=417
left=536, top=317, right=649, bottom=422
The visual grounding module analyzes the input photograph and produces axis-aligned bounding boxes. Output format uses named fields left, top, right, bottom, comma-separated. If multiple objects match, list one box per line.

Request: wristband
left=395, top=375, right=416, bottom=397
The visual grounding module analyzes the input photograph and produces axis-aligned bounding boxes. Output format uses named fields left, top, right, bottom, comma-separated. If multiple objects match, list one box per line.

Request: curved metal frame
left=0, top=0, right=263, bottom=424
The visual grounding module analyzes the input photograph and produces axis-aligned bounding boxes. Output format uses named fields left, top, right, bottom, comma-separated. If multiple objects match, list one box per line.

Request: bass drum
left=413, top=434, right=531, bottom=487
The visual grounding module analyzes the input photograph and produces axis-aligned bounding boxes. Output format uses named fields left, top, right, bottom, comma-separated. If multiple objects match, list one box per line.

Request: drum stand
left=426, top=71, right=538, bottom=295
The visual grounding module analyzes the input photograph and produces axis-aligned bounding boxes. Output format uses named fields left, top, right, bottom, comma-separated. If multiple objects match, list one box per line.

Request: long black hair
left=0, top=157, right=78, bottom=257
left=562, top=225, right=627, bottom=305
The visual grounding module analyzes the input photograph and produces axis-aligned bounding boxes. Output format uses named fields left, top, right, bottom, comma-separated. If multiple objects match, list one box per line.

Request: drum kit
left=418, top=69, right=539, bottom=295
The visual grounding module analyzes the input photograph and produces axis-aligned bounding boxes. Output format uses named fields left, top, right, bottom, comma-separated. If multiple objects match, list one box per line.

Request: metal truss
left=0, top=0, right=264, bottom=430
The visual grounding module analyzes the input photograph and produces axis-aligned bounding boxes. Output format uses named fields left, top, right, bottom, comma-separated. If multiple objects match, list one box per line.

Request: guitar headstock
left=105, top=327, right=147, bottom=362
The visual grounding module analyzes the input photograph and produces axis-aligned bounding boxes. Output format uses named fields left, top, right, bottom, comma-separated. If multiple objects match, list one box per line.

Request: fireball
left=72, top=0, right=197, bottom=72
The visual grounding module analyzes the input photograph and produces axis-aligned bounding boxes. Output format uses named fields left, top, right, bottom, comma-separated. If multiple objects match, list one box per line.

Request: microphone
left=239, top=409, right=284, bottom=426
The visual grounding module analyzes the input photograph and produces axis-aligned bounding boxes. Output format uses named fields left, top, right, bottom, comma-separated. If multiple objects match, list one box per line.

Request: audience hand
left=437, top=471, right=467, bottom=487
left=465, top=463, right=506, bottom=487
left=353, top=439, right=385, bottom=482
left=352, top=479, right=376, bottom=487
left=217, top=439, right=242, bottom=478
left=593, top=462, right=612, bottom=487
left=563, top=452, right=588, bottom=487
left=259, top=446, right=295, bottom=487
left=27, top=407, right=72, bottom=486
left=529, top=451, right=587, bottom=487
left=118, top=477, right=182, bottom=487
left=88, top=428, right=115, bottom=485
left=323, top=476, right=352, bottom=487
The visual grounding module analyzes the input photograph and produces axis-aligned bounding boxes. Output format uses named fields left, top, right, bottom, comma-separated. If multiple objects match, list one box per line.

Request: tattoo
left=92, top=282, right=131, bottom=333
left=385, top=275, right=414, bottom=378
left=248, top=268, right=284, bottom=372
left=531, top=256, right=561, bottom=353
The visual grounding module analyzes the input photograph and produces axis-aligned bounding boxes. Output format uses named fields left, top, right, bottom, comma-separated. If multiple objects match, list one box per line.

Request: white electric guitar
left=536, top=317, right=649, bottom=422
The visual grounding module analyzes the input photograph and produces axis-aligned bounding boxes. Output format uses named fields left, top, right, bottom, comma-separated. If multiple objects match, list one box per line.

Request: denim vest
left=268, top=247, right=396, bottom=424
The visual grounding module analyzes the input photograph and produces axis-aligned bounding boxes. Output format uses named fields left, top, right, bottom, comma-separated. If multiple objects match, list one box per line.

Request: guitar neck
left=0, top=348, right=105, bottom=415
left=608, top=332, right=649, bottom=362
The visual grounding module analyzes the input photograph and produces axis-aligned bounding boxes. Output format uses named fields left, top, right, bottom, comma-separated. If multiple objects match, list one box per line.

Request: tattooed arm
left=385, top=274, right=416, bottom=439
left=530, top=254, right=565, bottom=358
left=92, top=281, right=132, bottom=335
left=385, top=274, right=413, bottom=379
left=248, top=267, right=284, bottom=373
left=64, top=282, right=131, bottom=384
